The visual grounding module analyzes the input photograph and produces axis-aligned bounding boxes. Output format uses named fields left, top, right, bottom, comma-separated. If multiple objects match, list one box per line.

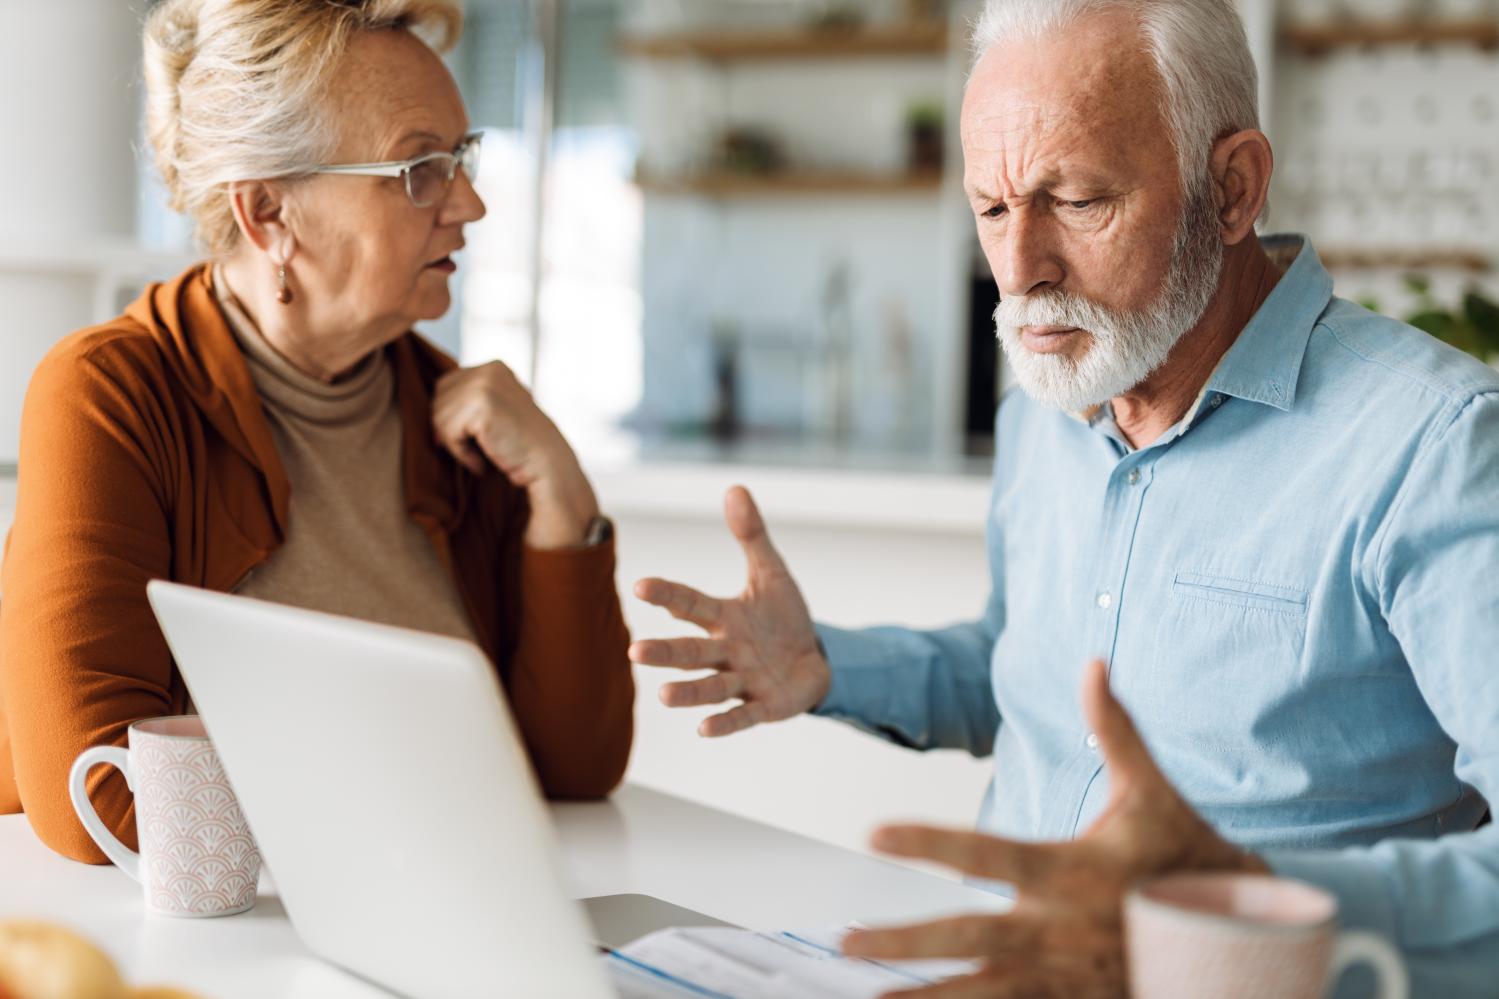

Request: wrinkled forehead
left=960, top=11, right=1172, bottom=187
left=324, top=28, right=469, bottom=159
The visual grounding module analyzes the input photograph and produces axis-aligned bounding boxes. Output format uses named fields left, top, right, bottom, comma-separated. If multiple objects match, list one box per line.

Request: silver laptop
left=147, top=580, right=631, bottom=998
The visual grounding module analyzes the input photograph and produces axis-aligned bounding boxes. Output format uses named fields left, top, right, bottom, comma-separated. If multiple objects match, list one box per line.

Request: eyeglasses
left=310, top=131, right=483, bottom=208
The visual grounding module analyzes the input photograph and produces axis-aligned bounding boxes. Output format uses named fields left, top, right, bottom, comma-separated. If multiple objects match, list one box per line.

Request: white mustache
left=994, top=291, right=1121, bottom=342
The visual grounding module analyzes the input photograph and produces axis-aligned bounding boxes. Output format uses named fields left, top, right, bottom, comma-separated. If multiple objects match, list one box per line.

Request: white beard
left=994, top=180, right=1225, bottom=414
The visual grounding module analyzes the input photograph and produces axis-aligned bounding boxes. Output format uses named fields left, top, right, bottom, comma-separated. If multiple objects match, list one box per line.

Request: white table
left=0, top=784, right=1004, bottom=998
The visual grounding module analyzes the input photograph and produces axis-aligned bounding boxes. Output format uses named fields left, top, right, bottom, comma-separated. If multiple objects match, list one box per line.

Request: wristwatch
left=582, top=515, right=614, bottom=548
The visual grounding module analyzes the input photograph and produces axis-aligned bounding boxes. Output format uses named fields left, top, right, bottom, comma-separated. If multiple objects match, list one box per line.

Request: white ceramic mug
left=69, top=716, right=261, bottom=917
left=1125, top=872, right=1406, bottom=999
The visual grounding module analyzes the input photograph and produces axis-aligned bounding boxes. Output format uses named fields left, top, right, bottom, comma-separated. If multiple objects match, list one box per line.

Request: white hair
left=971, top=0, right=1260, bottom=194
left=143, top=0, right=463, bottom=255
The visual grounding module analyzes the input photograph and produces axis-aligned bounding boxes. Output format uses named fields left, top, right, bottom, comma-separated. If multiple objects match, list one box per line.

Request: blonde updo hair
left=143, top=0, right=463, bottom=255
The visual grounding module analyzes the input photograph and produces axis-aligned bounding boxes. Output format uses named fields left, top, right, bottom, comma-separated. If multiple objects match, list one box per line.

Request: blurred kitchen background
left=3, top=0, right=1498, bottom=865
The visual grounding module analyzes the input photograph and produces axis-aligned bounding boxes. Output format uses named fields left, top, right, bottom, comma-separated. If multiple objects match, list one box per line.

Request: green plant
left=1362, top=276, right=1499, bottom=363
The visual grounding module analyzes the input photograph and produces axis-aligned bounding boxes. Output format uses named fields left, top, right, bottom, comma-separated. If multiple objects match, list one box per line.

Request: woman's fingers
left=633, top=578, right=725, bottom=628
left=429, top=389, right=486, bottom=471
left=432, top=391, right=498, bottom=472
left=430, top=364, right=548, bottom=481
left=450, top=439, right=487, bottom=475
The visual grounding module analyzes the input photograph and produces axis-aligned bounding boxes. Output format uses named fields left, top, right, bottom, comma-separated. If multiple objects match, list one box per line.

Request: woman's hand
left=432, top=361, right=599, bottom=549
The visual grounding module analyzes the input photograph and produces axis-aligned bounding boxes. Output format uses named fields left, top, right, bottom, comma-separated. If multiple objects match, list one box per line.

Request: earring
left=276, top=264, right=293, bottom=305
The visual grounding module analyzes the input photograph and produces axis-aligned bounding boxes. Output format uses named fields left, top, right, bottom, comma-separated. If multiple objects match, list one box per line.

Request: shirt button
left=1211, top=394, right=1225, bottom=408
left=1096, top=592, right=1113, bottom=609
left=1127, top=468, right=1141, bottom=486
left=1085, top=733, right=1100, bottom=751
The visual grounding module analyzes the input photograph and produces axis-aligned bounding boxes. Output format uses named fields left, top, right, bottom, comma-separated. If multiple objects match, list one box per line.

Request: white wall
left=0, top=1, right=144, bottom=464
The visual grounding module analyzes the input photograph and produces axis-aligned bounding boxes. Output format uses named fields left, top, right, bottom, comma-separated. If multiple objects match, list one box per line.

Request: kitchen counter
left=589, top=456, right=991, bottom=535
left=0, top=440, right=996, bottom=541
left=580, top=434, right=993, bottom=536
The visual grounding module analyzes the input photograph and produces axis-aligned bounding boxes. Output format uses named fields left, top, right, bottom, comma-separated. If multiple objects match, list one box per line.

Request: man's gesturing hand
left=841, top=659, right=1268, bottom=998
left=629, top=486, right=831, bottom=738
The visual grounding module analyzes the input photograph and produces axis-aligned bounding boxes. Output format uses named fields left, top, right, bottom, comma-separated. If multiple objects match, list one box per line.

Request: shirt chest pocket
left=1139, top=569, right=1311, bottom=714
left=1165, top=569, right=1310, bottom=668
left=1171, top=571, right=1308, bottom=618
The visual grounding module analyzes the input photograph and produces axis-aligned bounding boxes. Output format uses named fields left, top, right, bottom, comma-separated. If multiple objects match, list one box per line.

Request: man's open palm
left=629, top=486, right=831, bottom=737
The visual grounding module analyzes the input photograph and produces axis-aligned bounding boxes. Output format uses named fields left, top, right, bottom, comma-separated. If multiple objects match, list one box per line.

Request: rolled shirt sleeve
left=811, top=409, right=1009, bottom=757
left=813, top=586, right=1003, bottom=756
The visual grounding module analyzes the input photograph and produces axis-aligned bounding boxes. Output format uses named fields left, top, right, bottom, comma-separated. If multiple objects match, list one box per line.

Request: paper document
left=602, top=924, right=979, bottom=999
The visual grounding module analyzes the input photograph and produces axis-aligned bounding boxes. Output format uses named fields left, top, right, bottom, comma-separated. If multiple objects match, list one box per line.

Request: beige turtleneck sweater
left=212, top=267, right=478, bottom=642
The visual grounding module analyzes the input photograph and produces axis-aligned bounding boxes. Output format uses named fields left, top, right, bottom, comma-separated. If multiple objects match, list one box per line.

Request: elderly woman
left=0, top=0, right=633, bottom=865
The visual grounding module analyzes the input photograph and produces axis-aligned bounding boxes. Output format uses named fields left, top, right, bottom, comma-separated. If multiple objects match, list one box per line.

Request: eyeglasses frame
left=309, top=131, right=484, bottom=207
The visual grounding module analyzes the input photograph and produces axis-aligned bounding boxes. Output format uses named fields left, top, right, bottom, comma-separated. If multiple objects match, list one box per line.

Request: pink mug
left=1125, top=872, right=1406, bottom=999
left=68, top=716, right=261, bottom=917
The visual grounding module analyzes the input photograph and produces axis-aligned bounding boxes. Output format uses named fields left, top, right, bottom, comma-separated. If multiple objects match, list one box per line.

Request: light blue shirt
left=815, top=236, right=1499, bottom=995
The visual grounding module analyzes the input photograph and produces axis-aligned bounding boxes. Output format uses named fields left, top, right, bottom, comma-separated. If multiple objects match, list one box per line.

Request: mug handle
left=67, top=746, right=142, bottom=883
left=1328, top=930, right=1407, bottom=999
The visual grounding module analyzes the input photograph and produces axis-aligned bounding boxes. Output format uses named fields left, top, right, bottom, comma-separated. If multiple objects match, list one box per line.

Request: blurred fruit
left=0, top=921, right=208, bottom=999
left=0, top=921, right=124, bottom=999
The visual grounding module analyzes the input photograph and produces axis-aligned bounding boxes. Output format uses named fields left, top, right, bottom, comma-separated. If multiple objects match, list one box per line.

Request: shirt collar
left=1201, top=234, right=1333, bottom=413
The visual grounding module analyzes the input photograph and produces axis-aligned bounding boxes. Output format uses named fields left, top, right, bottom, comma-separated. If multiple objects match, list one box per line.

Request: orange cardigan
left=0, top=265, right=634, bottom=863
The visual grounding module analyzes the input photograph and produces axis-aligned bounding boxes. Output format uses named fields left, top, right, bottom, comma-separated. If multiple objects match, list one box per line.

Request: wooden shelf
left=1318, top=248, right=1493, bottom=272
left=617, top=23, right=948, bottom=61
left=636, top=169, right=944, bottom=197
left=1282, top=19, right=1499, bottom=55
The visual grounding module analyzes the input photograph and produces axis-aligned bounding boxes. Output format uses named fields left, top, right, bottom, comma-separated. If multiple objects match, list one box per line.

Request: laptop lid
left=146, top=580, right=614, bottom=999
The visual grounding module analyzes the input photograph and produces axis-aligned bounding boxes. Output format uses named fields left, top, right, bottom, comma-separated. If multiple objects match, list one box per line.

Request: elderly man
left=629, top=0, right=1499, bottom=995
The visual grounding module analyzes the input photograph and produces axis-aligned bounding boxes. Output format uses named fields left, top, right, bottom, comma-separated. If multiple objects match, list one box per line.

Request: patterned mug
left=68, top=716, right=261, bottom=917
